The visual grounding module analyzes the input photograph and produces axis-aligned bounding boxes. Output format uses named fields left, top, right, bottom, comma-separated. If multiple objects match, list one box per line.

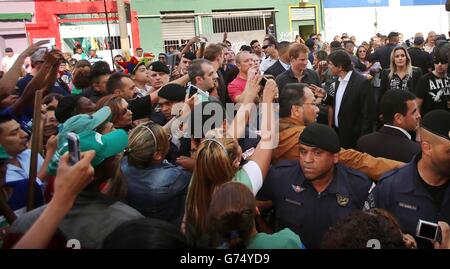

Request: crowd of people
left=0, top=28, right=449, bottom=249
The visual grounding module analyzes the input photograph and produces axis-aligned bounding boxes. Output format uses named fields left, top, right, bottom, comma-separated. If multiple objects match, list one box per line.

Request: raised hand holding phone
left=67, top=132, right=80, bottom=165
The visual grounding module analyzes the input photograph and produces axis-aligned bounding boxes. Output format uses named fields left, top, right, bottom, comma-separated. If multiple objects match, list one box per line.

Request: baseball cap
left=47, top=129, right=128, bottom=176
left=56, top=106, right=112, bottom=149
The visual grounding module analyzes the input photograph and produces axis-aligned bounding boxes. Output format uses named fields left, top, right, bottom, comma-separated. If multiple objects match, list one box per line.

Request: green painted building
left=132, top=0, right=324, bottom=54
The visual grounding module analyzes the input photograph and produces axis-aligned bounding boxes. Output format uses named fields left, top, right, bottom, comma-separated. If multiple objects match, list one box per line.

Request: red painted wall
left=27, top=0, right=139, bottom=49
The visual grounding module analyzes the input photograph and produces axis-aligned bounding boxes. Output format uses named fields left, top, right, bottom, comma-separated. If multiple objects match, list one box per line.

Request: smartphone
left=259, top=76, right=267, bottom=88
left=416, top=219, right=442, bottom=243
left=242, top=147, right=255, bottom=160
left=188, top=85, right=198, bottom=98
left=67, top=132, right=80, bottom=165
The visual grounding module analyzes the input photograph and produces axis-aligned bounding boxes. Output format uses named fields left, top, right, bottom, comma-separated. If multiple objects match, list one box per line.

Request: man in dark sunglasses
left=260, top=38, right=279, bottom=73
left=416, top=43, right=449, bottom=116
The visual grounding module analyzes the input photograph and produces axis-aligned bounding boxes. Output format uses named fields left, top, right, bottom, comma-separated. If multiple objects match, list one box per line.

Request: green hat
left=47, top=129, right=128, bottom=176
left=0, top=146, right=10, bottom=160
left=57, top=106, right=112, bottom=149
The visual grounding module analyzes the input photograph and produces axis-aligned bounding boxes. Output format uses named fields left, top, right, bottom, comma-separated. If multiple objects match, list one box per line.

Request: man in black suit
left=357, top=90, right=421, bottom=163
left=264, top=41, right=291, bottom=79
left=408, top=35, right=432, bottom=75
left=326, top=50, right=374, bottom=149
left=368, top=31, right=399, bottom=69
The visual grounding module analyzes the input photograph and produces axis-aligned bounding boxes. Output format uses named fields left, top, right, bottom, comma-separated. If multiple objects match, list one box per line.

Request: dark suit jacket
left=408, top=47, right=432, bottom=75
left=356, top=126, right=420, bottom=163
left=368, top=43, right=397, bottom=69
left=275, top=68, right=320, bottom=94
left=329, top=70, right=375, bottom=149
left=264, top=60, right=288, bottom=79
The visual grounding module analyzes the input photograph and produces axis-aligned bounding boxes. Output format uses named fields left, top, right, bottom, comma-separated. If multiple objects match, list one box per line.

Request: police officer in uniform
left=365, top=110, right=450, bottom=248
left=257, top=123, right=373, bottom=248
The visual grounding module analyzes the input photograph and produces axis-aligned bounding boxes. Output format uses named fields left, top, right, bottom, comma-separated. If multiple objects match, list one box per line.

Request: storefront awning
left=0, top=13, right=32, bottom=22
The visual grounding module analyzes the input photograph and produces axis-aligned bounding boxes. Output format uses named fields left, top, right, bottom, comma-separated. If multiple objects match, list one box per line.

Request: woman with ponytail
left=184, top=75, right=278, bottom=240
left=121, top=122, right=191, bottom=225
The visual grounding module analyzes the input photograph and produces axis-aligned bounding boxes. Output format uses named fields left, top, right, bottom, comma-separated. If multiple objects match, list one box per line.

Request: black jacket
left=264, top=60, right=288, bottom=79
left=379, top=66, right=423, bottom=102
left=408, top=47, right=432, bottom=75
left=356, top=125, right=420, bottom=163
left=275, top=68, right=320, bottom=94
left=328, top=70, right=375, bottom=149
left=368, top=43, right=397, bottom=69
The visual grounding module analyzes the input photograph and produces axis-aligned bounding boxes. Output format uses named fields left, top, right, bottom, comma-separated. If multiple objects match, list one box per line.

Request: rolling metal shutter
left=161, top=17, right=195, bottom=40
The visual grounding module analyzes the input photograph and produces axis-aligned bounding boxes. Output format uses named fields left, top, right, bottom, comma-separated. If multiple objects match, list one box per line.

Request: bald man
left=365, top=110, right=450, bottom=249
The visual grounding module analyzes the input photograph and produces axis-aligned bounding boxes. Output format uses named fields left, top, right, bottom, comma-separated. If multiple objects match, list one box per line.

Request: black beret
left=299, top=123, right=340, bottom=153
left=147, top=61, right=170, bottom=74
left=158, top=83, right=186, bottom=102
left=421, top=110, right=450, bottom=141
left=182, top=51, right=196, bottom=61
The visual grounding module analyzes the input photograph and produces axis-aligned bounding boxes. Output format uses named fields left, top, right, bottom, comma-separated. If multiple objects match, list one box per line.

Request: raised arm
left=248, top=79, right=278, bottom=179
left=14, top=151, right=95, bottom=249
left=226, top=70, right=260, bottom=139
left=0, top=40, right=50, bottom=99
left=180, top=36, right=199, bottom=58
left=10, top=52, right=59, bottom=116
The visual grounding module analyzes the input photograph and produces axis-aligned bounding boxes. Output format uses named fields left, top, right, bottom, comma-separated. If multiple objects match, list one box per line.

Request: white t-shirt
left=1, top=54, right=18, bottom=73
left=234, top=160, right=263, bottom=196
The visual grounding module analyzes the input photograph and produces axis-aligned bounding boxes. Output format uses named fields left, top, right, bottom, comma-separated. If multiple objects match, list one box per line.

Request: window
left=211, top=10, right=273, bottom=33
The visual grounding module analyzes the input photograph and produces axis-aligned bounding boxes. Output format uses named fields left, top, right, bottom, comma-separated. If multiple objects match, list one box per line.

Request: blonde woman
left=121, top=122, right=191, bottom=225
left=379, top=46, right=422, bottom=103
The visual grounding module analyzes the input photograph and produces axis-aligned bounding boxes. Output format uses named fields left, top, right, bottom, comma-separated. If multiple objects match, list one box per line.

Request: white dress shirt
left=334, top=71, right=353, bottom=128
left=279, top=60, right=290, bottom=71
left=260, top=56, right=277, bottom=73
left=383, top=124, right=412, bottom=140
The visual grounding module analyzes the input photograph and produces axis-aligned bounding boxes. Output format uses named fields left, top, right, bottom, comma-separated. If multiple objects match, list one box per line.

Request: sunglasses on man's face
left=434, top=60, right=448, bottom=65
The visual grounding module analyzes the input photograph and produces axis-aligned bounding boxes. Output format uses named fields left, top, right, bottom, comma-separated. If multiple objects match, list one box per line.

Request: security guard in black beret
left=366, top=110, right=450, bottom=249
left=147, top=60, right=170, bottom=75
left=257, top=123, right=373, bottom=248
left=150, top=83, right=186, bottom=126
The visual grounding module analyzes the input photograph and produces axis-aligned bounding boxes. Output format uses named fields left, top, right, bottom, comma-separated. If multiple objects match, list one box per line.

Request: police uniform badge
left=336, top=194, right=349, bottom=207
left=292, top=184, right=304, bottom=193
